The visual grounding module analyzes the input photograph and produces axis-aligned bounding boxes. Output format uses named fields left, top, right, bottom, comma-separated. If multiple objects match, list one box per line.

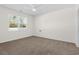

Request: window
left=8, top=15, right=27, bottom=31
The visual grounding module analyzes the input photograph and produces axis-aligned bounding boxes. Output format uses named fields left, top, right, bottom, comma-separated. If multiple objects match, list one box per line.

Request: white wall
left=0, top=6, right=34, bottom=43
left=77, top=8, right=79, bottom=47
left=0, top=5, right=78, bottom=45
left=75, top=5, right=79, bottom=47
left=34, top=8, right=77, bottom=43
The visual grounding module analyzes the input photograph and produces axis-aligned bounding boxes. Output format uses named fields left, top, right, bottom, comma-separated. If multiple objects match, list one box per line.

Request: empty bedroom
left=0, top=4, right=79, bottom=55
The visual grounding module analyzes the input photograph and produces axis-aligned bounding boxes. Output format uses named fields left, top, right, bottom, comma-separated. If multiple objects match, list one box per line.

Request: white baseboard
left=34, top=35, right=75, bottom=43
left=75, top=43, right=79, bottom=47
left=0, top=35, right=78, bottom=48
left=0, top=35, right=32, bottom=43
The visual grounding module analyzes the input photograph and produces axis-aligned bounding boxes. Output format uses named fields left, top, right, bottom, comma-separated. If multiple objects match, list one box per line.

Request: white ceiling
left=0, top=4, right=75, bottom=16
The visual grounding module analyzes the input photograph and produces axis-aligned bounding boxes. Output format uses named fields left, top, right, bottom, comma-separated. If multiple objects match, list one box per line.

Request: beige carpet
left=0, top=36, right=79, bottom=55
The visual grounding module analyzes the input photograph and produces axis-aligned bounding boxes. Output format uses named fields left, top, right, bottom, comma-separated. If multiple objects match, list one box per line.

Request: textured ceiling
left=0, top=4, right=75, bottom=16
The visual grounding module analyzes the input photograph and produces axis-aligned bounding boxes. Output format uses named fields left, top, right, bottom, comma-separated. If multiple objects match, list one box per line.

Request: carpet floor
left=0, top=36, right=79, bottom=55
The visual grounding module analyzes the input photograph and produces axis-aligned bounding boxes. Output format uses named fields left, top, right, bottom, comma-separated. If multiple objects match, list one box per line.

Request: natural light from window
left=8, top=15, right=27, bottom=31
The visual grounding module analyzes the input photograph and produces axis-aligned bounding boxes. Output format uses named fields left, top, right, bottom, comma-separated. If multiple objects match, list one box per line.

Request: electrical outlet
left=39, top=29, right=42, bottom=32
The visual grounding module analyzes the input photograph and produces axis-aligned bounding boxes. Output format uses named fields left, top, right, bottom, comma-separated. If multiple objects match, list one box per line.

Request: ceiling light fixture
left=30, top=4, right=37, bottom=12
left=32, top=8, right=36, bottom=12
